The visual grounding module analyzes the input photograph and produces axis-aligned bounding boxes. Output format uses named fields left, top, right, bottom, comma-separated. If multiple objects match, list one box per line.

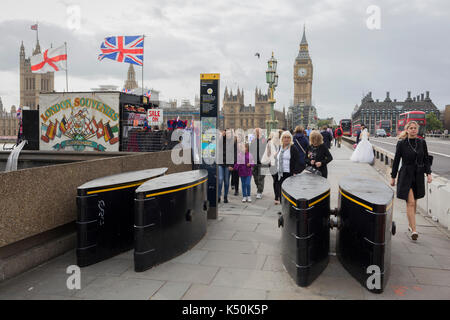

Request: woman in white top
left=350, top=128, right=374, bottom=163
left=272, top=131, right=303, bottom=205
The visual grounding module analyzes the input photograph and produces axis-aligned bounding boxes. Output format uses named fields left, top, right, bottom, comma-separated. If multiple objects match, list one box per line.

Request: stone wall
left=0, top=150, right=191, bottom=247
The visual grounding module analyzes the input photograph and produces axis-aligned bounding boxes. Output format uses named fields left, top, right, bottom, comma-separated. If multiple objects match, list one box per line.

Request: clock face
left=298, top=68, right=307, bottom=77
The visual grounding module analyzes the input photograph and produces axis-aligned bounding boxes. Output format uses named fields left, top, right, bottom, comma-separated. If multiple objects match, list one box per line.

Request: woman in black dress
left=391, top=121, right=432, bottom=241
left=305, top=130, right=333, bottom=178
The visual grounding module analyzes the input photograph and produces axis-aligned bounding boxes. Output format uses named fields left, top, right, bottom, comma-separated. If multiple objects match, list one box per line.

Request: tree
left=425, top=112, right=443, bottom=132
left=317, top=119, right=330, bottom=128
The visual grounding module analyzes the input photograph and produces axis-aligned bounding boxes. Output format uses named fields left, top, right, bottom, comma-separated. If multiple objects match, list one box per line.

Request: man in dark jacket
left=320, top=126, right=332, bottom=149
left=356, top=124, right=365, bottom=145
left=250, top=128, right=267, bottom=199
left=292, top=126, right=309, bottom=172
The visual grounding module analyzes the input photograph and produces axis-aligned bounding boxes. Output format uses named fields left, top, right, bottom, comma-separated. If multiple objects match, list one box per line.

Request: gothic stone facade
left=19, top=41, right=54, bottom=110
left=0, top=99, right=19, bottom=137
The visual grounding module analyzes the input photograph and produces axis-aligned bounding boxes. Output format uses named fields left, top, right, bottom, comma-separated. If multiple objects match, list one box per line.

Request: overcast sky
left=0, top=0, right=449, bottom=122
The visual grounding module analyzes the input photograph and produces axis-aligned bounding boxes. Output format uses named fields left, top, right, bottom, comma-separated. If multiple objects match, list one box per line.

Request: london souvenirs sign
left=39, top=92, right=120, bottom=152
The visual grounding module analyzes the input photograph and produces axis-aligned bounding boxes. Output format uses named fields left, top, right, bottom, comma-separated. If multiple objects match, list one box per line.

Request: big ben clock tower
left=294, top=25, right=313, bottom=106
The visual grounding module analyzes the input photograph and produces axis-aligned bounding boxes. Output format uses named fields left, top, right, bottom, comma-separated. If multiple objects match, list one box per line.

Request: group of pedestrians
left=217, top=127, right=333, bottom=205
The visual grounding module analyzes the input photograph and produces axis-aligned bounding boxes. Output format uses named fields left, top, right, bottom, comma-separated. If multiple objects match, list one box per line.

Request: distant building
left=19, top=40, right=54, bottom=109
left=223, top=87, right=286, bottom=131
left=288, top=105, right=318, bottom=129
left=124, top=64, right=139, bottom=91
left=0, top=98, right=19, bottom=137
left=159, top=98, right=225, bottom=129
left=352, top=91, right=440, bottom=134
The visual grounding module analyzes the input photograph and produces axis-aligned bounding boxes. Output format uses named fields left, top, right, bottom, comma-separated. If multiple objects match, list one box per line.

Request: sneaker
left=274, top=200, right=280, bottom=205
left=242, top=198, right=247, bottom=202
left=256, top=193, right=262, bottom=199
left=408, top=227, right=418, bottom=240
left=247, top=196, right=252, bottom=202
left=224, top=197, right=229, bottom=203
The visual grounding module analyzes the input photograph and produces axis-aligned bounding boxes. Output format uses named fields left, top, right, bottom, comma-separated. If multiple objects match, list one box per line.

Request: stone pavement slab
left=150, top=281, right=192, bottom=300
left=74, top=276, right=164, bottom=300
left=182, top=284, right=267, bottom=300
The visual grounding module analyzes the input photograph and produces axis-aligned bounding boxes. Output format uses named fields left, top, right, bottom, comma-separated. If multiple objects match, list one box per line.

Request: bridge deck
left=0, top=143, right=449, bottom=300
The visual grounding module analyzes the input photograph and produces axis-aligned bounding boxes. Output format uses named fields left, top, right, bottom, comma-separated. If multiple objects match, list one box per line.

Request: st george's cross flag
left=98, top=35, right=144, bottom=66
left=30, top=45, right=67, bottom=73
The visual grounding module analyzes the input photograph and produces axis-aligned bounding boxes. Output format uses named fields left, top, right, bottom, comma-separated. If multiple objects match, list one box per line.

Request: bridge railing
left=425, top=133, right=450, bottom=139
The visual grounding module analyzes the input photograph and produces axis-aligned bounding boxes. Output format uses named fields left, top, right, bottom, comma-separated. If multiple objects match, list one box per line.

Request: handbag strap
left=295, top=138, right=306, bottom=154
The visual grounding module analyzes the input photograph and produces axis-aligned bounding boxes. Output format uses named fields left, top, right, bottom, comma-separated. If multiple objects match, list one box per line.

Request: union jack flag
left=145, top=90, right=152, bottom=99
left=98, top=35, right=144, bottom=66
left=122, top=88, right=131, bottom=93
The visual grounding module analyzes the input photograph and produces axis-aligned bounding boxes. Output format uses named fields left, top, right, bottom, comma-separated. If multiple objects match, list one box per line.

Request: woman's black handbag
left=305, top=165, right=322, bottom=176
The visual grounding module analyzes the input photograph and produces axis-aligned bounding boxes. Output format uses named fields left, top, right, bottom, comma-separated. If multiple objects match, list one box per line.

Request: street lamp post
left=265, top=52, right=278, bottom=135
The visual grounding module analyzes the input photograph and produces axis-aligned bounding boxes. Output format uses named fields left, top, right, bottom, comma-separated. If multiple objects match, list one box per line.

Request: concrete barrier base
left=0, top=224, right=75, bottom=283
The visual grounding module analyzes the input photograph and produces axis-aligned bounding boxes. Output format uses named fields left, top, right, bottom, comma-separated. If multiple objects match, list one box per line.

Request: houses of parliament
left=0, top=39, right=54, bottom=137
left=223, top=26, right=317, bottom=130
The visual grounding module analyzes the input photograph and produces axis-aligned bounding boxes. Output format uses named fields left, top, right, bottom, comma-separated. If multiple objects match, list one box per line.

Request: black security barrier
left=134, top=169, right=208, bottom=272
left=336, top=176, right=395, bottom=294
left=279, top=172, right=331, bottom=287
left=76, top=168, right=168, bottom=267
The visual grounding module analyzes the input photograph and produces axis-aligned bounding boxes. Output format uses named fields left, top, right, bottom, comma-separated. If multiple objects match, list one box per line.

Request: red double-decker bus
left=352, top=124, right=361, bottom=137
left=376, top=120, right=392, bottom=136
left=397, top=111, right=426, bottom=138
left=340, top=119, right=352, bottom=136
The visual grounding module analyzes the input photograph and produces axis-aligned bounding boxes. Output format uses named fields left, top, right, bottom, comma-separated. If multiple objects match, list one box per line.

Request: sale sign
left=147, top=108, right=163, bottom=126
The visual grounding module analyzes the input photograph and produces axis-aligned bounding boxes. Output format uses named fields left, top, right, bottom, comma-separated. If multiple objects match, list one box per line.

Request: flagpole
left=65, top=42, right=69, bottom=92
left=142, top=34, right=145, bottom=97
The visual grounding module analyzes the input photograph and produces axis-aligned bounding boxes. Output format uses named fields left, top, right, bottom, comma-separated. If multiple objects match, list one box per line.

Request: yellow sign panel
left=200, top=73, right=220, bottom=80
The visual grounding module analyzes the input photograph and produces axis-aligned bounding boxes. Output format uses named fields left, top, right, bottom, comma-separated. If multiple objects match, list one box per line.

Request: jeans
left=240, top=176, right=251, bottom=197
left=218, top=165, right=230, bottom=198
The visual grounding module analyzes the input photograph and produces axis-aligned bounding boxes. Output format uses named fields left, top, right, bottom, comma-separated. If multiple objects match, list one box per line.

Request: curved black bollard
left=280, top=172, right=331, bottom=287
left=336, top=176, right=395, bottom=294
left=76, top=168, right=168, bottom=267
left=134, top=169, right=208, bottom=272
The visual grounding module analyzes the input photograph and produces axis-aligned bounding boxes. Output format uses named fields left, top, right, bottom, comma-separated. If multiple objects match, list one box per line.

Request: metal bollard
left=279, top=173, right=331, bottom=287
left=76, top=168, right=167, bottom=267
left=336, top=176, right=395, bottom=294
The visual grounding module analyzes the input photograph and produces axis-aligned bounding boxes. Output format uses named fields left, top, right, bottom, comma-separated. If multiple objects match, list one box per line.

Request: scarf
left=278, top=146, right=288, bottom=179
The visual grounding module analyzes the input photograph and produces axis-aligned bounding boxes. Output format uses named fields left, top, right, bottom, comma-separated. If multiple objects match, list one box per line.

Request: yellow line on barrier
left=145, top=179, right=208, bottom=198
left=340, top=190, right=373, bottom=211
left=87, top=182, right=144, bottom=195
left=282, top=192, right=297, bottom=207
left=308, top=192, right=330, bottom=207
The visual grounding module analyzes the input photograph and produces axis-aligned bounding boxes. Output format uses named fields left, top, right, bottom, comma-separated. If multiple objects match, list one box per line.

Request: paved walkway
left=0, top=144, right=449, bottom=300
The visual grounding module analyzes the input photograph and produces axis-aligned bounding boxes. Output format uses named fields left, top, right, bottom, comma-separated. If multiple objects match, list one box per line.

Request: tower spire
left=300, top=24, right=308, bottom=46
